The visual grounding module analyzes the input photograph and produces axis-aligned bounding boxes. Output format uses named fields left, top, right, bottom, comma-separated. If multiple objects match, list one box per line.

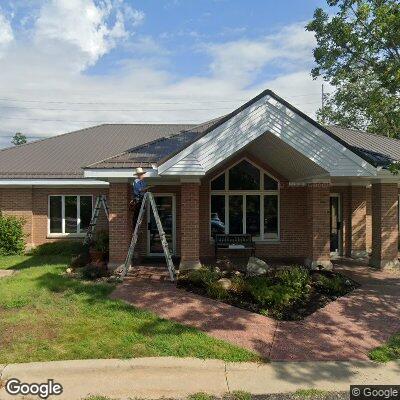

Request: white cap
left=135, top=167, right=145, bottom=175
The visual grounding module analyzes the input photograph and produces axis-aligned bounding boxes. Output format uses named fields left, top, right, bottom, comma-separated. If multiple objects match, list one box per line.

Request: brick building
left=1, top=90, right=399, bottom=271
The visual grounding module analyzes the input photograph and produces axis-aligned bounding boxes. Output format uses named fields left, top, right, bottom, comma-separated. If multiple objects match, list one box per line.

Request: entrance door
left=147, top=194, right=176, bottom=256
left=330, top=194, right=342, bottom=255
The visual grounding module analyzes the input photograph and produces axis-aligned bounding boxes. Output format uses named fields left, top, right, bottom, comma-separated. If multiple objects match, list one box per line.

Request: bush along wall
left=0, top=212, right=26, bottom=255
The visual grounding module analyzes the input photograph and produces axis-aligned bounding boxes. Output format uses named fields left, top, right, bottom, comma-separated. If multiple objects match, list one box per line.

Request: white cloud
left=205, top=22, right=316, bottom=84
left=0, top=11, right=13, bottom=53
left=0, top=10, right=325, bottom=148
left=35, top=0, right=144, bottom=69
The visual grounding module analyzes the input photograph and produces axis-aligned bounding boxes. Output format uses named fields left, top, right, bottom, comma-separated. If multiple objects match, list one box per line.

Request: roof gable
left=158, top=90, right=377, bottom=178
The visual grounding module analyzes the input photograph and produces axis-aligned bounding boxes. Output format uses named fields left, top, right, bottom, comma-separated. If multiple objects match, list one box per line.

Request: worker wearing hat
left=131, top=167, right=149, bottom=227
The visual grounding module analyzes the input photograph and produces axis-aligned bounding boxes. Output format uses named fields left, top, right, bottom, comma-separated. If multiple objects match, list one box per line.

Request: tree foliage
left=11, top=132, right=27, bottom=146
left=307, top=0, right=400, bottom=137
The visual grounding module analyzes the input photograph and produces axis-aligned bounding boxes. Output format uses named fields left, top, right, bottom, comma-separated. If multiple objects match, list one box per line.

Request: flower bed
left=177, top=265, right=359, bottom=321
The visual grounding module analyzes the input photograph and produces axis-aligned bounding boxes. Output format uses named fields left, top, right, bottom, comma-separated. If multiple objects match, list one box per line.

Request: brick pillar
left=179, top=182, right=201, bottom=271
left=370, top=182, right=400, bottom=270
left=350, top=186, right=367, bottom=257
left=108, top=182, right=132, bottom=269
left=305, top=183, right=332, bottom=269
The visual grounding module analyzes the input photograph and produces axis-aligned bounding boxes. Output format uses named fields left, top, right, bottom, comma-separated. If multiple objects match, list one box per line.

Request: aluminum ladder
left=120, top=192, right=176, bottom=281
left=83, top=195, right=109, bottom=245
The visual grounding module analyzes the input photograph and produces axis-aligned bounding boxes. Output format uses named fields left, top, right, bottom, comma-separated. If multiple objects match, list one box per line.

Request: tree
left=11, top=132, right=27, bottom=146
left=307, top=0, right=400, bottom=138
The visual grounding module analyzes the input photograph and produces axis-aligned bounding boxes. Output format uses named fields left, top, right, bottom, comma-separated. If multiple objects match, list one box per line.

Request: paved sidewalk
left=1, top=357, right=399, bottom=399
left=111, top=261, right=400, bottom=361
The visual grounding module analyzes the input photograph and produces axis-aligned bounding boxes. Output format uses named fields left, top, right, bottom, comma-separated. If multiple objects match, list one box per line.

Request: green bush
left=276, top=266, right=309, bottom=289
left=247, top=268, right=310, bottom=310
left=93, top=230, right=109, bottom=253
left=185, top=267, right=221, bottom=288
left=248, top=278, right=304, bottom=309
left=230, top=275, right=248, bottom=295
left=0, top=212, right=25, bottom=255
left=315, top=273, right=349, bottom=296
left=206, top=280, right=230, bottom=300
left=29, top=241, right=86, bottom=256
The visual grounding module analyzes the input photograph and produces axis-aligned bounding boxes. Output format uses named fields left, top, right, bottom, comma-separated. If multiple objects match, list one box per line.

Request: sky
left=0, top=0, right=331, bottom=149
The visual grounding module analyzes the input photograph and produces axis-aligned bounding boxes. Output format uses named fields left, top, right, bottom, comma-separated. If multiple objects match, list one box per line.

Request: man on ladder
left=130, top=167, right=149, bottom=228
left=123, top=167, right=176, bottom=281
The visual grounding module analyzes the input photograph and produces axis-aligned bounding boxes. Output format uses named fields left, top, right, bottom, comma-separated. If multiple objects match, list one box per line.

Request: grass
left=0, top=254, right=259, bottom=364
left=294, top=389, right=328, bottom=398
left=368, top=333, right=400, bottom=362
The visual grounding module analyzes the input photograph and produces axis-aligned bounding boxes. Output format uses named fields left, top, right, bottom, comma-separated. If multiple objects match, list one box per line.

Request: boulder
left=246, top=257, right=269, bottom=276
left=217, top=278, right=232, bottom=290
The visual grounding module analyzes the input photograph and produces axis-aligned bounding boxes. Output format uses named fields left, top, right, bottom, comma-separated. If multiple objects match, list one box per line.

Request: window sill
left=47, top=233, right=86, bottom=239
left=209, top=238, right=280, bottom=244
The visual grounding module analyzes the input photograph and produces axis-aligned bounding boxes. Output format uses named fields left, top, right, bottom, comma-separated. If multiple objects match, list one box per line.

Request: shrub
left=315, top=273, right=349, bottom=296
left=184, top=267, right=221, bottom=288
left=247, top=269, right=308, bottom=310
left=230, top=275, right=248, bottom=295
left=29, top=241, right=86, bottom=256
left=206, top=280, right=230, bottom=300
left=276, top=266, right=309, bottom=289
left=93, top=230, right=109, bottom=253
left=0, top=212, right=25, bottom=255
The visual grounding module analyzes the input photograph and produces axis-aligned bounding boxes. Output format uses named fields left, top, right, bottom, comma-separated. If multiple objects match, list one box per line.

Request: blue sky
left=0, top=0, right=330, bottom=148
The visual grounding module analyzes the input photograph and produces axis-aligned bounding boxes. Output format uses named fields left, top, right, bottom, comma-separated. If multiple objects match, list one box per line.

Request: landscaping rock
left=217, top=278, right=232, bottom=290
left=246, top=257, right=269, bottom=276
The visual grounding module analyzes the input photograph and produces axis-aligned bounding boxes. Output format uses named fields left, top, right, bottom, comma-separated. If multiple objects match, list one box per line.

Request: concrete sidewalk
left=1, top=357, right=399, bottom=400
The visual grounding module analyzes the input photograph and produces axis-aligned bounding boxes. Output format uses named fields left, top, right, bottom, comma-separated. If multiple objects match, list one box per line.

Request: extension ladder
left=120, top=192, right=176, bottom=281
left=83, top=195, right=109, bottom=245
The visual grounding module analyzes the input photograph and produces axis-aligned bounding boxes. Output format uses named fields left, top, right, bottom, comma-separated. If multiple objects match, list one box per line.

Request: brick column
left=179, top=182, right=201, bottom=271
left=370, top=182, right=400, bottom=270
left=305, top=182, right=332, bottom=270
left=108, top=182, right=132, bottom=269
left=350, top=186, right=367, bottom=257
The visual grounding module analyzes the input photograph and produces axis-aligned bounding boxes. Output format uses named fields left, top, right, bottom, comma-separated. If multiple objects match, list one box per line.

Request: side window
left=49, top=195, right=93, bottom=234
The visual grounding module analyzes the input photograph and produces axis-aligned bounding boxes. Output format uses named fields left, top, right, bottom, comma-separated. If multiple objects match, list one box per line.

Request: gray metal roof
left=1, top=112, right=399, bottom=180
left=86, top=117, right=224, bottom=169
left=327, top=126, right=400, bottom=167
left=0, top=124, right=194, bottom=178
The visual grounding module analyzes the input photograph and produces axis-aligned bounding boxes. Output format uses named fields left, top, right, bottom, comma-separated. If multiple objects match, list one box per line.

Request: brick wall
left=0, top=187, right=108, bottom=248
left=306, top=183, right=331, bottom=267
left=370, top=183, right=399, bottom=269
left=108, top=183, right=131, bottom=266
left=350, top=186, right=367, bottom=255
left=366, top=187, right=372, bottom=252
left=180, top=182, right=201, bottom=268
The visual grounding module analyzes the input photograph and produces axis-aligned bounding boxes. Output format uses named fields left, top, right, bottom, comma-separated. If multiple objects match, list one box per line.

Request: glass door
left=330, top=194, right=342, bottom=255
left=147, top=195, right=175, bottom=256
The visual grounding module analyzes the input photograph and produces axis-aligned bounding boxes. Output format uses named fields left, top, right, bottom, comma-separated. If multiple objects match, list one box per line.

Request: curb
left=0, top=357, right=399, bottom=399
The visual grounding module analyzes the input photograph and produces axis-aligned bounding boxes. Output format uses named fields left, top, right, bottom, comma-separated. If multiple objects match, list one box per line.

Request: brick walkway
left=110, top=260, right=400, bottom=361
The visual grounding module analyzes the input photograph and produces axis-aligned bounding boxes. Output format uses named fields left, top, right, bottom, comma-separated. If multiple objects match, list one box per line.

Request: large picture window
left=210, top=159, right=279, bottom=240
left=48, top=195, right=93, bottom=235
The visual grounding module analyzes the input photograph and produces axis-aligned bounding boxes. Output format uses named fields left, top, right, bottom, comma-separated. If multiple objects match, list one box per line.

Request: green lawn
left=0, top=255, right=258, bottom=364
left=369, top=333, right=400, bottom=362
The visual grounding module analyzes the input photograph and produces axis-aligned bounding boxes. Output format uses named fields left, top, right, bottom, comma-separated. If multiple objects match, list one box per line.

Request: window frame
left=209, top=158, right=280, bottom=242
left=47, top=194, right=93, bottom=237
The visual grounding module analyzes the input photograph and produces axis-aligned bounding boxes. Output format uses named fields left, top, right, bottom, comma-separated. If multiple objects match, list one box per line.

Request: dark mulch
left=178, top=269, right=359, bottom=321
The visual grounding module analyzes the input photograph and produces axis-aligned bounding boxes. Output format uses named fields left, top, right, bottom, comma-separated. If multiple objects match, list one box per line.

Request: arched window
left=210, top=159, right=279, bottom=240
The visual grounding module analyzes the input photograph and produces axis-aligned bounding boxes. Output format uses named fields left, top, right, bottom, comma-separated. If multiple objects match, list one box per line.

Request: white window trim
left=48, top=195, right=93, bottom=237
left=210, top=157, right=280, bottom=242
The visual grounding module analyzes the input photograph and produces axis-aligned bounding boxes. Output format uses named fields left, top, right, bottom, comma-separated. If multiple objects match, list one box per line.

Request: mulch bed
left=177, top=269, right=359, bottom=321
